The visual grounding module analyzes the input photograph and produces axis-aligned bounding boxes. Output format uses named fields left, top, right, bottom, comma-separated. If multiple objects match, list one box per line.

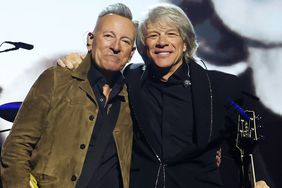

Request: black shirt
left=133, top=62, right=198, bottom=188
left=76, top=61, right=124, bottom=188
left=143, top=62, right=196, bottom=162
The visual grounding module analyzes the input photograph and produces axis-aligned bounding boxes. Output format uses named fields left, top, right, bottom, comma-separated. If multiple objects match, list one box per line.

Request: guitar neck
left=235, top=109, right=259, bottom=188
left=241, top=150, right=256, bottom=188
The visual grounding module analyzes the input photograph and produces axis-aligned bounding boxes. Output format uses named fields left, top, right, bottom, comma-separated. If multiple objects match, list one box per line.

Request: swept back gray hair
left=99, top=3, right=133, bottom=20
left=136, top=3, right=198, bottom=62
left=95, top=3, right=138, bottom=39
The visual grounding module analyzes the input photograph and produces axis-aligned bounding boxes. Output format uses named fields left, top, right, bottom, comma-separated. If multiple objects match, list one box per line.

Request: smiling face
left=145, top=21, right=187, bottom=74
left=91, top=14, right=136, bottom=72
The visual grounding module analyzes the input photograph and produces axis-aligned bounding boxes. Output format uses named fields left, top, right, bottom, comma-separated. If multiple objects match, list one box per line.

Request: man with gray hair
left=126, top=3, right=270, bottom=188
left=1, top=3, right=136, bottom=188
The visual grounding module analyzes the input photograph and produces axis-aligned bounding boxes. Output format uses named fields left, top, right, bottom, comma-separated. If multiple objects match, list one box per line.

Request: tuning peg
left=257, top=124, right=263, bottom=129
left=256, top=115, right=262, bottom=120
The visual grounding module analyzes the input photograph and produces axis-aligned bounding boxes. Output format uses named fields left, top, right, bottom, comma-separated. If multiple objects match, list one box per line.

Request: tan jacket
left=1, top=54, right=133, bottom=188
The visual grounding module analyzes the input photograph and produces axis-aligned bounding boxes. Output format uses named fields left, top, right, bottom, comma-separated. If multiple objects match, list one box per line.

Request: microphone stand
left=0, top=47, right=19, bottom=53
left=0, top=128, right=10, bottom=133
left=0, top=41, right=18, bottom=53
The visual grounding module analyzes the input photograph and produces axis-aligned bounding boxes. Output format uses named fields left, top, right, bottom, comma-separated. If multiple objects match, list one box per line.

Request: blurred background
left=1, top=0, right=281, bottom=187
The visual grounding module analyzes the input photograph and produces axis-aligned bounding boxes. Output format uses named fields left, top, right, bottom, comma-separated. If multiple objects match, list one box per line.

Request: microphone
left=4, top=41, right=34, bottom=50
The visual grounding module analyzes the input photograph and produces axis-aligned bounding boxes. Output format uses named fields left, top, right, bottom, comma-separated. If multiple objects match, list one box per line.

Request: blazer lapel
left=190, top=61, right=213, bottom=148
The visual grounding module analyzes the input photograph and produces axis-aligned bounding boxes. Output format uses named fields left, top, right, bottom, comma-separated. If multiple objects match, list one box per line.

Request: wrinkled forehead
left=145, top=19, right=180, bottom=33
left=95, top=14, right=135, bottom=31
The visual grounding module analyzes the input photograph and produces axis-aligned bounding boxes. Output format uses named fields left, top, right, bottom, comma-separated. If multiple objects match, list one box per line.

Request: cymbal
left=0, top=102, right=22, bottom=122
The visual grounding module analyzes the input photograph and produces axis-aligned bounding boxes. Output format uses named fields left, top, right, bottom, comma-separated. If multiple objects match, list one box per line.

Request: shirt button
left=89, top=115, right=95, bottom=121
left=99, top=98, right=104, bottom=102
left=80, top=144, right=86, bottom=149
left=71, top=175, right=77, bottom=181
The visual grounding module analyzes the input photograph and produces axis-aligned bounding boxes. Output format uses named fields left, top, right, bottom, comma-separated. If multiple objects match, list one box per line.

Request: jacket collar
left=142, top=61, right=190, bottom=87
left=71, top=52, right=92, bottom=81
left=189, top=59, right=213, bottom=148
left=70, top=53, right=128, bottom=103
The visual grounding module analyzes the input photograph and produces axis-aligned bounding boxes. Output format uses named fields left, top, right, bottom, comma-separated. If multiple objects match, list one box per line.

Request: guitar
left=236, top=110, right=259, bottom=188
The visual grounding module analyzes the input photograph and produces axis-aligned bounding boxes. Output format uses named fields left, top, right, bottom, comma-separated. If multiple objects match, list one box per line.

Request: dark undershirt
left=76, top=61, right=124, bottom=188
left=143, top=62, right=196, bottom=162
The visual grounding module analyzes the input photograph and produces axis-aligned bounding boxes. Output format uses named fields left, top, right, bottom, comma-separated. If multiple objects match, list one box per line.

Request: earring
left=88, top=32, right=94, bottom=39
left=86, top=32, right=94, bottom=51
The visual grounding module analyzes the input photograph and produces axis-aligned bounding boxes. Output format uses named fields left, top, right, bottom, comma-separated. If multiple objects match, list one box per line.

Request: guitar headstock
left=236, top=110, right=260, bottom=154
left=238, top=110, right=258, bottom=140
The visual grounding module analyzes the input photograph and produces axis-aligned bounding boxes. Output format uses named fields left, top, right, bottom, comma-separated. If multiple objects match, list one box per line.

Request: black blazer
left=125, top=59, right=268, bottom=188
